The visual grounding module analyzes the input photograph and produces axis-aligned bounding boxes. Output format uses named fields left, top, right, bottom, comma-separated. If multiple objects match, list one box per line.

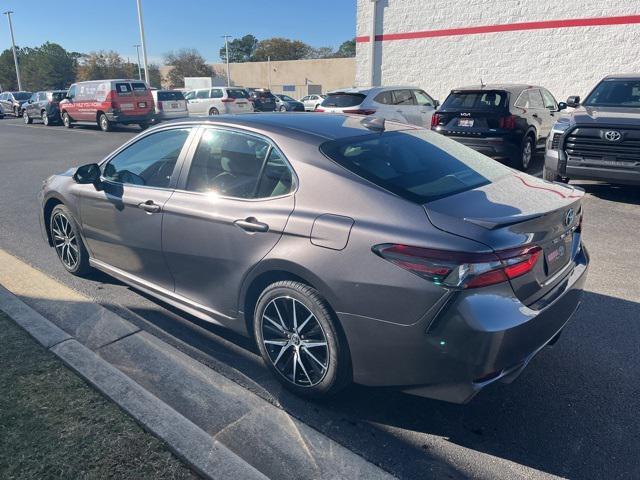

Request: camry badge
left=604, top=130, right=622, bottom=142
left=564, top=208, right=575, bottom=227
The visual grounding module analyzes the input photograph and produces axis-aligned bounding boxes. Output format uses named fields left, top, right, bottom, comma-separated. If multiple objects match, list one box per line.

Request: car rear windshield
left=321, top=93, right=366, bottom=108
left=14, top=92, right=31, bottom=100
left=227, top=89, right=249, bottom=99
left=584, top=79, right=640, bottom=108
left=157, top=91, right=185, bottom=101
left=320, top=130, right=509, bottom=203
left=441, top=90, right=508, bottom=110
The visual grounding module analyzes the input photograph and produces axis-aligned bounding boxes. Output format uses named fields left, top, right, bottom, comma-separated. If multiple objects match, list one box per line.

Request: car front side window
left=102, top=128, right=191, bottom=188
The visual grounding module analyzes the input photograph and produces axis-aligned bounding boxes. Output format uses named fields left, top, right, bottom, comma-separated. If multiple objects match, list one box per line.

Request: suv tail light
left=499, top=115, right=517, bottom=129
left=221, top=98, right=235, bottom=103
left=431, top=113, right=441, bottom=127
left=343, top=108, right=376, bottom=115
left=157, top=101, right=163, bottom=110
left=373, top=244, right=542, bottom=289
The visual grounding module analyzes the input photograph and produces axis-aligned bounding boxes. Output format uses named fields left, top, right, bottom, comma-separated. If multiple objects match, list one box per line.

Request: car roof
left=327, top=86, right=419, bottom=95
left=160, top=113, right=414, bottom=143
left=602, top=73, right=640, bottom=80
left=451, top=84, right=540, bottom=93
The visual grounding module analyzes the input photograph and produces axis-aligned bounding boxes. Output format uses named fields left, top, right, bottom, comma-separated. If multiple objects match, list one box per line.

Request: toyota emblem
left=604, top=130, right=622, bottom=142
left=564, top=208, right=575, bottom=227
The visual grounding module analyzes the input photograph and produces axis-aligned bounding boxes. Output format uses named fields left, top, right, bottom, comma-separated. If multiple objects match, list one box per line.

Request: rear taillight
left=430, top=113, right=441, bottom=127
left=314, top=107, right=325, bottom=112
left=343, top=109, right=376, bottom=115
left=373, top=244, right=541, bottom=289
left=221, top=98, right=235, bottom=103
left=157, top=101, right=163, bottom=110
left=499, top=115, right=517, bottom=129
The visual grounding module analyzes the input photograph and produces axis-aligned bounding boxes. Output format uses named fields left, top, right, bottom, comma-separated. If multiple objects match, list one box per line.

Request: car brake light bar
left=373, top=243, right=542, bottom=289
left=221, top=98, right=235, bottom=102
left=342, top=109, right=376, bottom=115
left=499, top=115, right=517, bottom=129
left=431, top=113, right=441, bottom=127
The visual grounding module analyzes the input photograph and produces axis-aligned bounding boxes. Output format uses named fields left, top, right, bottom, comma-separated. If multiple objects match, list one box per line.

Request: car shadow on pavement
left=100, top=285, right=640, bottom=480
left=571, top=181, right=640, bottom=205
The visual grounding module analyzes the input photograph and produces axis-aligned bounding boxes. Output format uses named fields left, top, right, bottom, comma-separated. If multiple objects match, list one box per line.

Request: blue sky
left=1, top=0, right=356, bottom=64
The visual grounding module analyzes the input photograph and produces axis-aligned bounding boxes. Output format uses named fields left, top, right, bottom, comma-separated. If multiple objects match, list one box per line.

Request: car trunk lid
left=423, top=173, right=584, bottom=305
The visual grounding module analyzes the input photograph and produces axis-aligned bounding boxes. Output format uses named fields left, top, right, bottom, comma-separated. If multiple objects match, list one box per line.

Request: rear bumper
left=444, top=135, right=519, bottom=160
left=340, top=244, right=589, bottom=403
left=154, top=110, right=188, bottom=121
left=105, top=112, right=154, bottom=124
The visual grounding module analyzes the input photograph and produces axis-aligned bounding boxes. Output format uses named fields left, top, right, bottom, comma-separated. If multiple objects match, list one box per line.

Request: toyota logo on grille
left=564, top=208, right=575, bottom=227
left=604, top=130, right=622, bottom=142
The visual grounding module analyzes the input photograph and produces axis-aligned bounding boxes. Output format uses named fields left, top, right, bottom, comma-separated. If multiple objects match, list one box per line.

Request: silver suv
left=185, top=87, right=254, bottom=116
left=317, top=86, right=439, bottom=128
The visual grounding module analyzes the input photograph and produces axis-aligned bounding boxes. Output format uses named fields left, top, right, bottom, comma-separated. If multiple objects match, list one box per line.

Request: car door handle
left=234, top=217, right=269, bottom=233
left=532, top=113, right=539, bottom=118
left=137, top=200, right=161, bottom=213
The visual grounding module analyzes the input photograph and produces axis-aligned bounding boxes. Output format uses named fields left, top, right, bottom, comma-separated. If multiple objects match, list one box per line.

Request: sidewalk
left=0, top=248, right=394, bottom=480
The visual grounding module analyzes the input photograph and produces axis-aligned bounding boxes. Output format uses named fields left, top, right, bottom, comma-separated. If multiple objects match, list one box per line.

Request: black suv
left=544, top=74, right=640, bottom=185
left=22, top=90, right=67, bottom=126
left=246, top=88, right=277, bottom=112
left=432, top=84, right=562, bottom=170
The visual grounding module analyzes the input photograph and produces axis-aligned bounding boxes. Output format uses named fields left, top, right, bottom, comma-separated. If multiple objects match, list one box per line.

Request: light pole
left=222, top=35, right=232, bottom=87
left=133, top=44, right=142, bottom=80
left=135, top=0, right=150, bottom=84
left=3, top=11, right=22, bottom=91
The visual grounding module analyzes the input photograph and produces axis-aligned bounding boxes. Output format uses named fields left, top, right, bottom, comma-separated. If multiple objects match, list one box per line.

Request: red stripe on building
left=355, top=15, right=640, bottom=42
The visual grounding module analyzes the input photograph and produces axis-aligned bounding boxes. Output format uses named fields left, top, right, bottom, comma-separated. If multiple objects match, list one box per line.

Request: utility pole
left=135, top=0, right=150, bottom=84
left=222, top=35, right=232, bottom=87
left=3, top=11, right=22, bottom=91
left=133, top=44, right=142, bottom=80
left=267, top=56, right=271, bottom=90
left=369, top=0, right=378, bottom=86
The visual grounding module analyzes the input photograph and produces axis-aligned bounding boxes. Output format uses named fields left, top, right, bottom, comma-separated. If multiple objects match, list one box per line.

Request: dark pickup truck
left=544, top=74, right=640, bottom=185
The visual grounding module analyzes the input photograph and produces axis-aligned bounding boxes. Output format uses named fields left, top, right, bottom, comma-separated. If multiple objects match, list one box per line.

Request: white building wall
left=356, top=0, right=640, bottom=103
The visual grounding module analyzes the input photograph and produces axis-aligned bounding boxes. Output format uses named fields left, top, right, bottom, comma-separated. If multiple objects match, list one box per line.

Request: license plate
left=458, top=118, right=474, bottom=127
left=545, top=233, right=572, bottom=273
left=120, top=103, right=134, bottom=111
left=171, top=103, right=178, bottom=109
left=138, top=102, right=146, bottom=108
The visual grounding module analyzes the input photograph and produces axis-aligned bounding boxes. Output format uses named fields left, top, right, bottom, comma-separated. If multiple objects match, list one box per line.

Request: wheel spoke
left=264, top=339, right=288, bottom=346
left=292, top=298, right=298, bottom=331
left=296, top=352, right=313, bottom=384
left=296, top=312, right=314, bottom=334
left=273, top=344, right=290, bottom=366
left=264, top=314, right=285, bottom=334
left=302, top=347, right=326, bottom=371
left=272, top=300, right=288, bottom=330
left=292, top=350, right=297, bottom=382
left=301, top=341, right=327, bottom=349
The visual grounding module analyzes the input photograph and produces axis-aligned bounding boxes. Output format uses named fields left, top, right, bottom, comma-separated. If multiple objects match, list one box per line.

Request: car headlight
left=546, top=119, right=571, bottom=151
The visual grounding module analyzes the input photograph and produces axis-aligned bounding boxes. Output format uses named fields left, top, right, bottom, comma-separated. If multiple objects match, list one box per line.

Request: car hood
left=566, top=106, right=640, bottom=126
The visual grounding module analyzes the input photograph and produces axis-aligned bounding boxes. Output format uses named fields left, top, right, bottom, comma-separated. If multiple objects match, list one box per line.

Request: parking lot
left=1, top=116, right=639, bottom=479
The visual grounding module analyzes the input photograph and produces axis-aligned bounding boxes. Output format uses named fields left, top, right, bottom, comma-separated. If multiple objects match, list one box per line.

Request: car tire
left=139, top=122, right=149, bottom=130
left=23, top=110, right=32, bottom=124
left=50, top=204, right=91, bottom=276
left=62, top=112, right=73, bottom=128
left=515, top=135, right=535, bottom=171
left=42, top=111, right=50, bottom=126
left=279, top=105, right=287, bottom=112
left=98, top=113, right=111, bottom=132
left=209, top=107, right=219, bottom=115
left=254, top=280, right=351, bottom=398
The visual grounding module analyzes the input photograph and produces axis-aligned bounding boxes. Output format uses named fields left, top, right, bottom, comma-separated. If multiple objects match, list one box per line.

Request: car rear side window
left=322, top=93, right=366, bottom=108
left=320, top=130, right=509, bottom=204
left=115, top=83, right=132, bottom=96
left=157, top=91, right=185, bottom=101
left=196, top=89, right=210, bottom=99
left=528, top=90, right=545, bottom=109
left=374, top=90, right=394, bottom=105
left=211, top=89, right=223, bottom=99
left=442, top=91, right=507, bottom=110
left=393, top=90, right=415, bottom=105
left=103, top=128, right=191, bottom=188
left=131, top=82, right=147, bottom=91
left=227, top=89, right=249, bottom=99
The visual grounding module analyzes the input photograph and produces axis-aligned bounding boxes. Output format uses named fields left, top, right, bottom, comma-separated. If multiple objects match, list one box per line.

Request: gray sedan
left=39, top=113, right=589, bottom=402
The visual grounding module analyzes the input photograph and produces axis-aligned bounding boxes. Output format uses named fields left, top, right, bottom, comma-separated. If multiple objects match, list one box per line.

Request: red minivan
left=59, top=79, right=155, bottom=132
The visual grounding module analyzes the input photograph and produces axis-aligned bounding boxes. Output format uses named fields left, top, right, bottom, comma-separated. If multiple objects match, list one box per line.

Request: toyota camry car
left=39, top=113, right=589, bottom=403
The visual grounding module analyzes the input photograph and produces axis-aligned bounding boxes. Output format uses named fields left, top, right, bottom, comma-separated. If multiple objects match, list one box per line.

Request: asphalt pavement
left=1, top=116, right=638, bottom=479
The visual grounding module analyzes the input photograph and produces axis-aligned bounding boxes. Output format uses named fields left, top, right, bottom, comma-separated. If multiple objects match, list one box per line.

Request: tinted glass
left=67, top=86, right=76, bottom=99
left=14, top=92, right=31, bottom=100
left=414, top=90, right=435, bottom=107
left=374, top=90, right=393, bottom=105
left=115, top=83, right=132, bottom=95
left=157, top=91, right=185, bottom=101
left=184, top=91, right=195, bottom=100
left=185, top=129, right=270, bottom=198
left=103, top=128, right=191, bottom=188
left=393, top=90, right=415, bottom=105
left=584, top=79, right=640, bottom=108
left=52, top=92, right=67, bottom=101
left=227, top=89, right=249, bottom=99
left=131, top=82, right=147, bottom=91
left=528, top=90, right=545, bottom=109
left=278, top=94, right=296, bottom=102
left=320, top=130, right=509, bottom=203
left=196, top=89, right=210, bottom=99
left=541, top=89, right=557, bottom=109
left=515, top=91, right=529, bottom=108
left=321, top=93, right=366, bottom=108
left=442, top=91, right=507, bottom=110
left=211, top=89, right=223, bottom=99
left=255, top=149, right=294, bottom=198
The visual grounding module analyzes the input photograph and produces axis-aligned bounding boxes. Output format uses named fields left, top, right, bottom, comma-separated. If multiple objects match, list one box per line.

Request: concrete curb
left=0, top=284, right=266, bottom=480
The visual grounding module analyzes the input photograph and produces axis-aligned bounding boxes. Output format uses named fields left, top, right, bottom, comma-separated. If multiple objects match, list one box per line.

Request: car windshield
left=584, top=79, right=640, bottom=108
left=14, top=92, right=31, bottom=100
left=157, top=91, right=185, bottom=101
left=441, top=91, right=508, bottom=110
left=227, top=89, right=249, bottom=99
left=322, top=93, right=366, bottom=108
left=320, top=129, right=510, bottom=203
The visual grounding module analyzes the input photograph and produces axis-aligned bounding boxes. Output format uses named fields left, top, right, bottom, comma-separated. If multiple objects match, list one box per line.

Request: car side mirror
left=566, top=96, right=580, bottom=108
left=434, top=100, right=440, bottom=108
left=73, top=163, right=101, bottom=186
left=557, top=102, right=567, bottom=111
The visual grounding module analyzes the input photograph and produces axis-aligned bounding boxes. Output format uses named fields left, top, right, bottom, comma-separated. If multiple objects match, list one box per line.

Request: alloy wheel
left=42, top=111, right=49, bottom=125
left=51, top=212, right=79, bottom=270
left=261, top=296, right=329, bottom=387
left=522, top=140, right=532, bottom=169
